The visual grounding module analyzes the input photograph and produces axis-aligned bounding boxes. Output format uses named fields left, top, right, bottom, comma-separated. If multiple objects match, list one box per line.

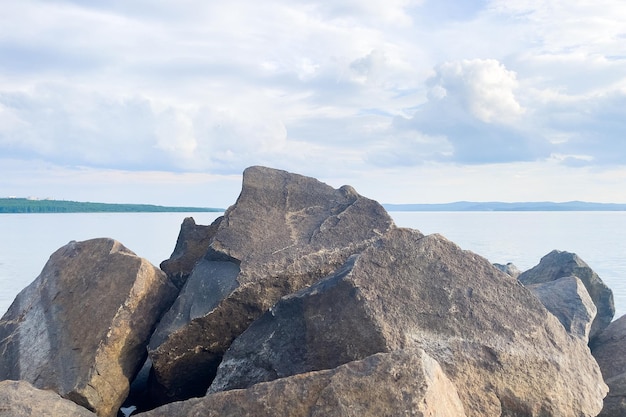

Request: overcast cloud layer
left=1, top=0, right=626, bottom=206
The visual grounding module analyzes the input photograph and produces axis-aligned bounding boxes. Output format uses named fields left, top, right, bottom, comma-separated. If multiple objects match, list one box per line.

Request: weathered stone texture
left=147, top=166, right=395, bottom=402
left=210, top=228, right=607, bottom=416
left=0, top=380, right=96, bottom=417
left=591, top=314, right=626, bottom=417
left=527, top=275, right=597, bottom=341
left=0, top=238, right=178, bottom=417
left=519, top=249, right=614, bottom=341
left=136, top=349, right=466, bottom=417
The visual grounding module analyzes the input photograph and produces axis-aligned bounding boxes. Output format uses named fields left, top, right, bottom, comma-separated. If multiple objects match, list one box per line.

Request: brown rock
left=591, top=315, right=626, bottom=416
left=527, top=276, right=597, bottom=341
left=518, top=250, right=614, bottom=341
left=147, top=166, right=395, bottom=402
left=135, top=349, right=466, bottom=417
left=210, top=229, right=607, bottom=416
left=160, top=216, right=222, bottom=289
left=0, top=380, right=96, bottom=417
left=0, top=238, right=178, bottom=417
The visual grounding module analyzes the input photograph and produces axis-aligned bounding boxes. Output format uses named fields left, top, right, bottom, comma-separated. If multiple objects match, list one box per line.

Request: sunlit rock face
left=0, top=380, right=97, bottom=417
left=209, top=229, right=607, bottom=417
left=0, top=238, right=178, bottom=417
left=135, top=349, right=468, bottom=417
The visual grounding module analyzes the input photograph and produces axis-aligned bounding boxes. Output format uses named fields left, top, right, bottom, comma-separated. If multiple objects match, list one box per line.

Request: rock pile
left=0, top=166, right=621, bottom=416
left=518, top=250, right=615, bottom=342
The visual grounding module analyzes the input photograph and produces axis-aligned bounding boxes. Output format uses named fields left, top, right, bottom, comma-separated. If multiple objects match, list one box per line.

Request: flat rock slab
left=0, top=238, right=178, bottom=417
left=0, top=380, right=96, bottom=417
left=135, top=349, right=466, bottom=417
left=519, top=249, right=614, bottom=341
left=210, top=228, right=607, bottom=416
left=147, top=166, right=395, bottom=401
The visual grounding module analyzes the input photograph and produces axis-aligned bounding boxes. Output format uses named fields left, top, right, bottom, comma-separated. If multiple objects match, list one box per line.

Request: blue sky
left=2, top=0, right=626, bottom=207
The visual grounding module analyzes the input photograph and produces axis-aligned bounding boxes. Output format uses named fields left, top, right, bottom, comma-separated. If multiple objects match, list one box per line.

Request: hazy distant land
left=3, top=198, right=626, bottom=214
left=0, top=198, right=223, bottom=213
left=383, top=201, right=626, bottom=211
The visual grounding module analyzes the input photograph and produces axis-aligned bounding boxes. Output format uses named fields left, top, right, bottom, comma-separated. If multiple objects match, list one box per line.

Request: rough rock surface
left=147, top=166, right=395, bottom=402
left=518, top=250, right=614, bottom=341
left=591, top=315, right=626, bottom=416
left=160, top=216, right=222, bottom=289
left=493, top=262, right=520, bottom=278
left=527, top=275, right=597, bottom=341
left=136, top=349, right=466, bottom=417
left=0, top=238, right=178, bottom=417
left=209, top=228, right=607, bottom=417
left=0, top=380, right=96, bottom=417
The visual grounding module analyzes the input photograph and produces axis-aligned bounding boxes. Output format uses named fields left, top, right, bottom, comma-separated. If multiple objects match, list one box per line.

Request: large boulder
left=518, top=250, right=614, bottom=341
left=209, top=229, right=607, bottom=416
left=135, top=349, right=466, bottom=417
left=590, top=315, right=626, bottom=416
left=0, top=238, right=178, bottom=417
left=0, top=380, right=96, bottom=417
left=527, top=276, right=597, bottom=341
left=147, top=166, right=395, bottom=402
left=160, top=216, right=223, bottom=289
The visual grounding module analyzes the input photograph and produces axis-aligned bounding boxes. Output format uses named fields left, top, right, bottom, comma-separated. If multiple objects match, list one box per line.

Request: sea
left=1, top=211, right=625, bottom=319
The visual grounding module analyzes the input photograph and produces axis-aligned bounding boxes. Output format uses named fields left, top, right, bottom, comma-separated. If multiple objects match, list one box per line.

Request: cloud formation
left=1, top=0, right=626, bottom=205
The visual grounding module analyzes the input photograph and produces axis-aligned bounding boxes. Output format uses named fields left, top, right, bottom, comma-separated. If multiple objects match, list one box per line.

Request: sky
left=2, top=0, right=626, bottom=208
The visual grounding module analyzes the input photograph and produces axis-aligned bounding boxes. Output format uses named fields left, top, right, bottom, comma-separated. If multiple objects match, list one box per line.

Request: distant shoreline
left=4, top=198, right=625, bottom=214
left=0, top=198, right=224, bottom=213
left=383, top=201, right=626, bottom=212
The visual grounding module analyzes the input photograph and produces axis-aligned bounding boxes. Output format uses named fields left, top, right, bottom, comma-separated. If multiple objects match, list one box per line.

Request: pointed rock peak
left=147, top=166, right=396, bottom=403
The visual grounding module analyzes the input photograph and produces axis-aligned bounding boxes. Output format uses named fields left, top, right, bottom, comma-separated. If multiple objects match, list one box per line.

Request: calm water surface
left=1, top=211, right=625, bottom=318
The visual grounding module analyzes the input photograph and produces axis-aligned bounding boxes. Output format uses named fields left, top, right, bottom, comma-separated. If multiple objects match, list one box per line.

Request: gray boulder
left=160, top=216, right=222, bottom=289
left=0, top=238, right=178, bottom=417
left=518, top=250, right=614, bottom=341
left=590, top=315, right=626, bottom=416
left=527, top=276, right=597, bottom=341
left=135, top=349, right=466, bottom=417
left=147, top=166, right=395, bottom=401
left=209, top=229, right=607, bottom=416
left=0, top=380, right=96, bottom=417
left=493, top=262, right=520, bottom=278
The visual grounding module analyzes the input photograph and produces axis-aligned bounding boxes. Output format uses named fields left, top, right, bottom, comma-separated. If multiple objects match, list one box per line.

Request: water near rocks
left=1, top=211, right=625, bottom=318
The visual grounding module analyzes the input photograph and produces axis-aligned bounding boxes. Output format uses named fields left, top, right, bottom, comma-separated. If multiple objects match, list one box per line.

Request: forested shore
left=0, top=198, right=222, bottom=213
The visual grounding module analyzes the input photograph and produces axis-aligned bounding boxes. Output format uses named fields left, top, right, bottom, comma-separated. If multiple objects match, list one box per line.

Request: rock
left=160, top=216, right=223, bottom=289
left=527, top=276, right=597, bottom=341
left=590, top=315, right=626, bottom=416
left=518, top=250, right=614, bottom=341
left=0, top=380, right=96, bottom=417
left=209, top=229, right=607, bottom=416
left=135, top=349, right=467, bottom=417
left=493, top=262, right=520, bottom=278
left=147, top=166, right=395, bottom=402
left=0, top=238, right=178, bottom=417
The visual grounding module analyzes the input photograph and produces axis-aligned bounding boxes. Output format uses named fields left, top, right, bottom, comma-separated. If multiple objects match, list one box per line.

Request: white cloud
left=2, top=0, right=626, bottom=205
left=428, top=59, right=524, bottom=124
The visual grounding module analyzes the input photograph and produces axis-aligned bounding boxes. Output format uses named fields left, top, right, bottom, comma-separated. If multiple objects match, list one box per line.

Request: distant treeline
left=0, top=198, right=223, bottom=213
